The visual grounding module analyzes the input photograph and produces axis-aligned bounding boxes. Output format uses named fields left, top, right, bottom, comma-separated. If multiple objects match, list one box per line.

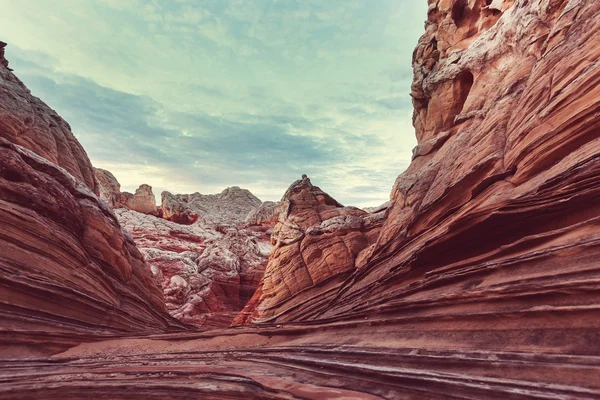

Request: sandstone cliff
left=0, top=46, right=186, bottom=356
left=234, top=175, right=386, bottom=324
left=229, top=0, right=600, bottom=396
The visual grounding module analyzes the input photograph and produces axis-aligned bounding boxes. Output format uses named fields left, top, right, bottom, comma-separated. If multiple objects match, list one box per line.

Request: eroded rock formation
left=234, top=176, right=386, bottom=324
left=117, top=209, right=271, bottom=329
left=94, top=168, right=158, bottom=215
left=161, top=187, right=261, bottom=225
left=2, top=0, right=600, bottom=397
left=0, top=48, right=185, bottom=356
left=229, top=0, right=600, bottom=396
left=244, top=200, right=281, bottom=226
left=93, top=168, right=272, bottom=328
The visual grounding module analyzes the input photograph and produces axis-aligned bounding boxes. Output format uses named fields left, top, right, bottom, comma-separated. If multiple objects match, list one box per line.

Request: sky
left=0, top=0, right=427, bottom=207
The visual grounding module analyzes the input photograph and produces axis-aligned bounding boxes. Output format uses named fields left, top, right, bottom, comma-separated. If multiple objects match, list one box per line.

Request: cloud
left=2, top=0, right=427, bottom=207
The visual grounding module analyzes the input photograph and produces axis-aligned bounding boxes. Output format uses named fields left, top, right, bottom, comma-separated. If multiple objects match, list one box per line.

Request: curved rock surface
left=93, top=167, right=271, bottom=328
left=0, top=42, right=96, bottom=193
left=3, top=0, right=600, bottom=397
left=229, top=0, right=600, bottom=395
left=0, top=49, right=186, bottom=356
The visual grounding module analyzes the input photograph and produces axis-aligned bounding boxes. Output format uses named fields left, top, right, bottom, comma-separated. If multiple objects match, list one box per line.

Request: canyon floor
left=6, top=317, right=599, bottom=400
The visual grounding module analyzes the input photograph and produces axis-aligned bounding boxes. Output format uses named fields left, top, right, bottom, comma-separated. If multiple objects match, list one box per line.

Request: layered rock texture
left=244, top=200, right=281, bottom=226
left=161, top=187, right=262, bottom=225
left=2, top=0, right=600, bottom=398
left=230, top=0, right=600, bottom=395
left=0, top=43, right=185, bottom=357
left=234, top=176, right=387, bottom=324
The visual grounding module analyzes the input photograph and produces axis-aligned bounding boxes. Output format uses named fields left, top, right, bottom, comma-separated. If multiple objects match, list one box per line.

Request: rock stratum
left=1, top=0, right=600, bottom=398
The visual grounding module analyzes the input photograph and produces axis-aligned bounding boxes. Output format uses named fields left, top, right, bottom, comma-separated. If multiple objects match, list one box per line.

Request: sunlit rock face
left=0, top=44, right=186, bottom=356
left=233, top=175, right=386, bottom=324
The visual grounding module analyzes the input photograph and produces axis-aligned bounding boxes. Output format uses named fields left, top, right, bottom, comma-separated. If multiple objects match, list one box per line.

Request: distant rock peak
left=0, top=41, right=9, bottom=69
left=161, top=186, right=262, bottom=226
left=94, top=168, right=157, bottom=215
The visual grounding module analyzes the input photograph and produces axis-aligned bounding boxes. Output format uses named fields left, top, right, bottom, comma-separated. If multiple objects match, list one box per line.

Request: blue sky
left=1, top=0, right=426, bottom=207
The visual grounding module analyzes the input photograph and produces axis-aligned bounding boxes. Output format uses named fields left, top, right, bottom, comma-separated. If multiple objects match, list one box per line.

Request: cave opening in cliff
left=452, top=0, right=469, bottom=26
left=450, top=70, right=474, bottom=125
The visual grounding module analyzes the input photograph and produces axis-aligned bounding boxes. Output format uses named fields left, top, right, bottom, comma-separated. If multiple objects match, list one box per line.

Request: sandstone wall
left=0, top=45, right=186, bottom=355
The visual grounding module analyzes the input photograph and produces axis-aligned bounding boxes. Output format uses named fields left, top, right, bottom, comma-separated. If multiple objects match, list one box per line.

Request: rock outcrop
left=0, top=47, right=186, bottom=356
left=244, top=200, right=281, bottom=226
left=161, top=187, right=261, bottom=225
left=229, top=0, right=600, bottom=396
left=94, top=168, right=158, bottom=215
left=0, top=44, right=96, bottom=193
left=94, top=167, right=122, bottom=207
left=117, top=209, right=271, bottom=329
left=93, top=168, right=271, bottom=328
left=234, top=176, right=386, bottom=324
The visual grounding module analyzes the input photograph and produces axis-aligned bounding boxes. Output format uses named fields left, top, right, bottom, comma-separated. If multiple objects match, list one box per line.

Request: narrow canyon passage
left=1, top=0, right=600, bottom=399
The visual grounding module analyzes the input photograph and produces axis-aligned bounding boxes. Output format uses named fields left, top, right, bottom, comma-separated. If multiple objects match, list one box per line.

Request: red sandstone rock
left=94, top=167, right=123, bottom=207
left=3, top=0, right=600, bottom=397
left=233, top=175, right=385, bottom=324
left=0, top=46, right=186, bottom=356
left=122, top=184, right=158, bottom=215
left=93, top=168, right=270, bottom=328
left=228, top=0, right=600, bottom=395
left=0, top=45, right=96, bottom=193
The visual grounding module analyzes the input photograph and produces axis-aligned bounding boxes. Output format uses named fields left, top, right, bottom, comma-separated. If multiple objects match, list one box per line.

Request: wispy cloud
left=1, top=0, right=426, bottom=207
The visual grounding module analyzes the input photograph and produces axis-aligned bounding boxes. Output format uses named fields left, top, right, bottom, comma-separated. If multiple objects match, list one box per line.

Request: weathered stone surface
left=0, top=44, right=96, bottom=193
left=228, top=0, right=600, bottom=396
left=244, top=200, right=281, bottom=226
left=94, top=168, right=122, bottom=207
left=122, top=184, right=157, bottom=215
left=93, top=168, right=270, bottom=328
left=94, top=168, right=157, bottom=215
left=0, top=48, right=186, bottom=356
left=234, top=176, right=385, bottom=324
left=116, top=209, right=271, bottom=329
left=161, top=186, right=261, bottom=226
